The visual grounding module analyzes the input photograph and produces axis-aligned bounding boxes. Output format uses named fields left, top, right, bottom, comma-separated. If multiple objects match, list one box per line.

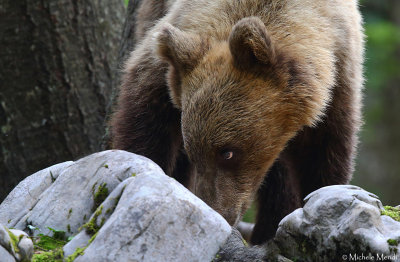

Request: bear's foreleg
left=111, top=49, right=183, bottom=177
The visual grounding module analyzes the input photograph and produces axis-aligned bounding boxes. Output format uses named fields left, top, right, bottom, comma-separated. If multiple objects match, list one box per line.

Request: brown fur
left=111, top=0, right=364, bottom=244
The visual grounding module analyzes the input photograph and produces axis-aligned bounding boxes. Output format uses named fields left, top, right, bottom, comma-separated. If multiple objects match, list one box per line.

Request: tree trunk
left=0, top=0, right=125, bottom=200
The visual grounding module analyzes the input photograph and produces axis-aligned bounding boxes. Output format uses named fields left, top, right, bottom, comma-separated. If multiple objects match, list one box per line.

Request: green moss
left=298, top=236, right=314, bottom=256
left=35, top=235, right=66, bottom=251
left=88, top=231, right=98, bottom=244
left=104, top=164, right=109, bottom=168
left=131, top=172, right=136, bottom=177
left=1, top=124, right=12, bottom=134
left=242, top=238, right=248, bottom=247
left=388, top=239, right=399, bottom=246
left=49, top=171, right=55, bottom=182
left=68, top=208, right=73, bottom=219
left=82, top=205, right=103, bottom=235
left=32, top=248, right=64, bottom=262
left=67, top=224, right=71, bottom=233
left=381, top=206, right=400, bottom=222
left=91, top=182, right=98, bottom=194
left=7, top=219, right=11, bottom=224
left=83, top=214, right=87, bottom=221
left=301, top=242, right=307, bottom=253
left=47, top=227, right=66, bottom=241
left=66, top=247, right=86, bottom=262
left=93, top=183, right=109, bottom=211
left=213, top=253, right=221, bottom=261
left=6, top=228, right=20, bottom=253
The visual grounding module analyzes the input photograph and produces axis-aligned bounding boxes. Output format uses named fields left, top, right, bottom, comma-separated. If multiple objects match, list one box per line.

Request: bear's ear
left=156, top=23, right=208, bottom=75
left=229, top=17, right=277, bottom=70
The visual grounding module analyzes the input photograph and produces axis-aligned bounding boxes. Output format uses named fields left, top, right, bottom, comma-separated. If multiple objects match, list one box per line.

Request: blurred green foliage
left=363, top=22, right=400, bottom=130
left=243, top=203, right=256, bottom=223
left=353, top=0, right=400, bottom=206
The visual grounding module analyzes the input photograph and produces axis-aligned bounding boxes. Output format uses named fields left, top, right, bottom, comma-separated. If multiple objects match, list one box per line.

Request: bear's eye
left=217, top=148, right=241, bottom=170
left=221, top=151, right=234, bottom=160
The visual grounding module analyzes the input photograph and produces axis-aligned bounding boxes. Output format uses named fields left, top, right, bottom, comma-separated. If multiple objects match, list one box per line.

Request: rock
left=0, top=224, right=12, bottom=255
left=0, top=150, right=231, bottom=261
left=237, top=221, right=255, bottom=242
left=215, top=228, right=267, bottom=262
left=274, top=185, right=400, bottom=262
left=9, top=229, right=34, bottom=261
left=0, top=161, right=73, bottom=228
left=216, top=228, right=295, bottom=262
left=0, top=224, right=33, bottom=262
left=0, top=150, right=162, bottom=237
left=62, top=229, right=91, bottom=258
left=0, top=245, right=15, bottom=262
left=66, top=173, right=231, bottom=261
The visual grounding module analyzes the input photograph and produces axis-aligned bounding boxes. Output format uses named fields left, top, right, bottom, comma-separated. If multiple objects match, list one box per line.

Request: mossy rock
left=381, top=206, right=400, bottom=222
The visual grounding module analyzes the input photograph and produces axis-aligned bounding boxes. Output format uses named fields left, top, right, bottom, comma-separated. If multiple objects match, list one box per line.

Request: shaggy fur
left=111, top=0, right=364, bottom=244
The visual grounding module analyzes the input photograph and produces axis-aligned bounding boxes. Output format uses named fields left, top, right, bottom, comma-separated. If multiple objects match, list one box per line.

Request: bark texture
left=0, top=0, right=125, bottom=200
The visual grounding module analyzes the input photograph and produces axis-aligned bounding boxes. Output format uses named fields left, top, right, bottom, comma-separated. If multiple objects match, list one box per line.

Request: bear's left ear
left=229, top=17, right=277, bottom=70
left=156, top=23, right=208, bottom=75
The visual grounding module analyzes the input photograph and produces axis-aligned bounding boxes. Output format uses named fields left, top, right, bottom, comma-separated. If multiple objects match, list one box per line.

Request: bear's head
left=156, top=17, right=326, bottom=225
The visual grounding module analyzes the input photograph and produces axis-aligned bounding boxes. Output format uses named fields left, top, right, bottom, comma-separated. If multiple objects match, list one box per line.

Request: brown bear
left=111, top=0, right=364, bottom=244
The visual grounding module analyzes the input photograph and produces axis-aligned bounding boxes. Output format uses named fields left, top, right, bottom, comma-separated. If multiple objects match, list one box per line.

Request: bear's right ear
left=155, top=23, right=208, bottom=75
left=229, top=17, right=277, bottom=70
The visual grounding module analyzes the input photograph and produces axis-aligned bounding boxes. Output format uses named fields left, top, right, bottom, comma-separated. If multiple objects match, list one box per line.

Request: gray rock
left=275, top=185, right=400, bottom=262
left=0, top=225, right=33, bottom=262
left=0, top=161, right=73, bottom=228
left=0, top=245, right=15, bottom=262
left=0, top=224, right=12, bottom=255
left=0, top=150, right=162, bottom=237
left=237, top=221, right=255, bottom=242
left=1, top=150, right=231, bottom=261
left=63, top=230, right=91, bottom=258
left=17, top=237, right=34, bottom=262
left=215, top=228, right=267, bottom=262
left=68, top=170, right=231, bottom=262
left=63, top=177, right=132, bottom=258
left=216, top=228, right=295, bottom=262
left=9, top=229, right=33, bottom=262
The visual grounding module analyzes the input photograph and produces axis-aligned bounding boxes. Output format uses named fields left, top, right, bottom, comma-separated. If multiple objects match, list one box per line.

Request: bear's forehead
left=181, top=89, right=260, bottom=143
left=181, top=67, right=277, bottom=112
